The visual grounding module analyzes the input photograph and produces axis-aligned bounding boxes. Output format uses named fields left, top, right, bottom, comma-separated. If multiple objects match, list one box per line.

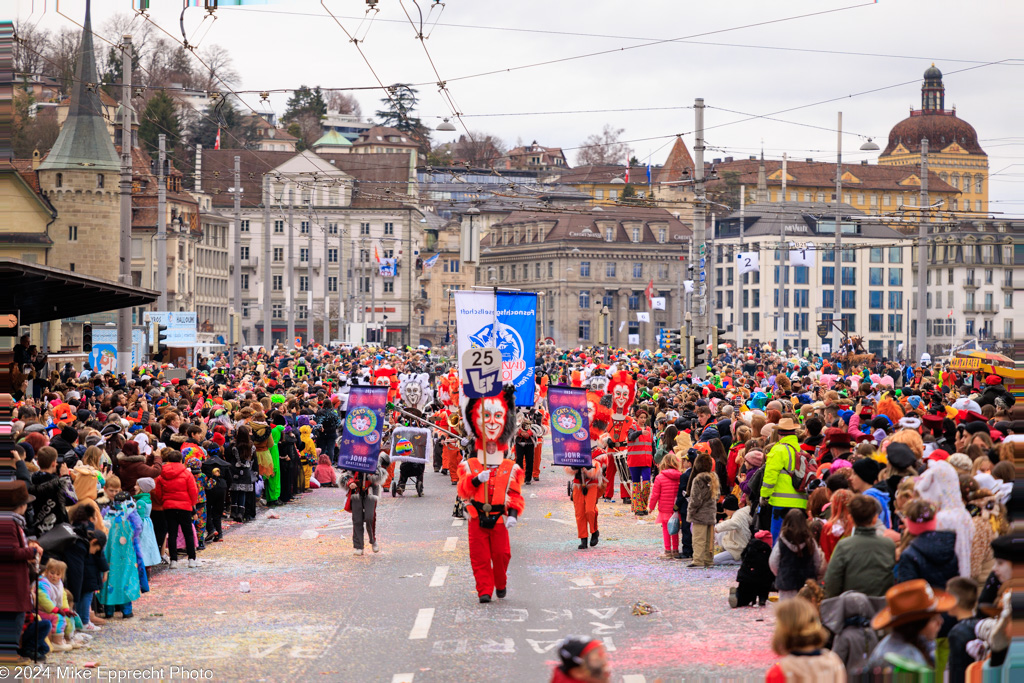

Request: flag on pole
left=651, top=297, right=666, bottom=311
left=683, top=280, right=694, bottom=293
left=374, top=245, right=381, bottom=263
left=644, top=279, right=654, bottom=308
left=214, top=127, right=221, bottom=150
left=636, top=312, right=650, bottom=323
left=423, top=253, right=440, bottom=270
left=736, top=252, right=760, bottom=275
left=646, top=163, right=652, bottom=188
left=624, top=163, right=630, bottom=184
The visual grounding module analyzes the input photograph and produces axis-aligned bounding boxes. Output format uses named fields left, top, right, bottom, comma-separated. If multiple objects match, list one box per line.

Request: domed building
left=878, top=65, right=988, bottom=214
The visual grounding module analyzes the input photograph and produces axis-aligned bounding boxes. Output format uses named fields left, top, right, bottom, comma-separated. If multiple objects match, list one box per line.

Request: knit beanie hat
left=852, top=457, right=880, bottom=485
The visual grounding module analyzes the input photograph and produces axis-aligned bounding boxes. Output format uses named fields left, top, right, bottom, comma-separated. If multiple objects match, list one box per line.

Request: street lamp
left=437, top=118, right=457, bottom=132
left=860, top=138, right=880, bottom=151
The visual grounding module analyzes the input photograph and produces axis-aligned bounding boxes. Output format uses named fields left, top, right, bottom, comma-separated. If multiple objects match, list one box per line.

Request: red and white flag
left=644, top=278, right=654, bottom=308
left=214, top=127, right=221, bottom=150
left=624, top=162, right=630, bottom=183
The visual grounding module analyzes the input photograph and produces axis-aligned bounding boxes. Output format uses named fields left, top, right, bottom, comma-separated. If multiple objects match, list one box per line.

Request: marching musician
left=456, top=385, right=525, bottom=603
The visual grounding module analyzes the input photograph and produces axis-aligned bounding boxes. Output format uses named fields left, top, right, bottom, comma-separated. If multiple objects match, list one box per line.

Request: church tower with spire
left=37, top=0, right=122, bottom=279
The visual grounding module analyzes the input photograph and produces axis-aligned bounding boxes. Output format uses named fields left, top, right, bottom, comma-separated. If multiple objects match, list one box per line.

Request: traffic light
left=662, top=329, right=680, bottom=351
left=692, top=336, right=706, bottom=367
left=151, top=321, right=168, bottom=360
left=82, top=323, right=92, bottom=352
left=230, top=313, right=241, bottom=346
left=711, top=326, right=727, bottom=355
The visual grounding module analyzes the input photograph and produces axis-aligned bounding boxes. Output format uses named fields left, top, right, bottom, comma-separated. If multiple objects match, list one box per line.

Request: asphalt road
left=50, top=448, right=776, bottom=682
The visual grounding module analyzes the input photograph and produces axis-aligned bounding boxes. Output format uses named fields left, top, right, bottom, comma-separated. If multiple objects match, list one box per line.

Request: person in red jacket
left=456, top=385, right=525, bottom=604
left=152, top=451, right=199, bottom=568
left=0, top=481, right=43, bottom=662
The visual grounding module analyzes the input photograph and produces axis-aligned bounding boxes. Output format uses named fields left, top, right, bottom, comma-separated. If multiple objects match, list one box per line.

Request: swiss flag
left=644, top=278, right=654, bottom=308
left=214, top=127, right=221, bottom=150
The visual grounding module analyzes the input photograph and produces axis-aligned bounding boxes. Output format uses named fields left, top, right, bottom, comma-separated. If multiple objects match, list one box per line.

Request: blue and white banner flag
left=455, top=290, right=537, bottom=406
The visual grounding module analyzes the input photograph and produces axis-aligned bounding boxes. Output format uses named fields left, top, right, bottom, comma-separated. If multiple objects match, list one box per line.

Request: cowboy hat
left=776, top=417, right=799, bottom=431
left=0, top=480, right=35, bottom=509
left=871, top=579, right=956, bottom=630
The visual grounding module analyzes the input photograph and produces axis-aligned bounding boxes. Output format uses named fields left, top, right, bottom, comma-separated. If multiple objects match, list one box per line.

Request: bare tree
left=42, top=27, right=81, bottom=97
left=327, top=91, right=361, bottom=116
left=13, top=21, right=50, bottom=77
left=575, top=124, right=630, bottom=166
left=196, top=44, right=240, bottom=91
left=451, top=132, right=505, bottom=168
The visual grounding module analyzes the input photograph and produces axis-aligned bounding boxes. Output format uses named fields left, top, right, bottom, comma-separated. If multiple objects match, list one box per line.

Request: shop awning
left=0, top=259, right=160, bottom=325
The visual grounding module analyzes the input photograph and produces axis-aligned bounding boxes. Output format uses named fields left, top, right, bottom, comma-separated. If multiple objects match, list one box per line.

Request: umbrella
left=960, top=350, right=1015, bottom=368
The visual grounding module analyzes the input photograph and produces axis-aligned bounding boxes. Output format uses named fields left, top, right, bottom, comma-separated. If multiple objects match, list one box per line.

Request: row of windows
left=927, top=244, right=1013, bottom=266
left=770, top=188, right=983, bottom=210
left=499, top=225, right=671, bottom=246
left=485, top=260, right=672, bottom=282
left=240, top=220, right=393, bottom=236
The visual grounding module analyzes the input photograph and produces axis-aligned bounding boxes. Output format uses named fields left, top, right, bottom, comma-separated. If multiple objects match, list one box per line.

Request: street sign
left=461, top=347, right=502, bottom=398
left=817, top=322, right=830, bottom=339
left=89, top=344, right=118, bottom=373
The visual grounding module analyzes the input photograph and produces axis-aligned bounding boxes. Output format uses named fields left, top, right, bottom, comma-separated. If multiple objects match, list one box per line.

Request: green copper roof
left=312, top=130, right=353, bottom=148
left=38, top=0, right=120, bottom=172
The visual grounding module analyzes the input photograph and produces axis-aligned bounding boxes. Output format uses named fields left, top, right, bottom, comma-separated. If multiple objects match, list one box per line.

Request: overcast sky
left=17, top=0, right=1024, bottom=214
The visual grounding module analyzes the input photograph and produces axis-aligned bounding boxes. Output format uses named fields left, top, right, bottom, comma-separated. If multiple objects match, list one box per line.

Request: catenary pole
left=117, top=34, right=133, bottom=374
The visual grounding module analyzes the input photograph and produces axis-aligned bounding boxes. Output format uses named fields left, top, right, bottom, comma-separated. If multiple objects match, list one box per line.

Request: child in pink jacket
left=649, top=452, right=684, bottom=559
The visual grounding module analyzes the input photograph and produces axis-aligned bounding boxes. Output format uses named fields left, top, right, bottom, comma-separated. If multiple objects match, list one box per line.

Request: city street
left=53, top=450, right=775, bottom=682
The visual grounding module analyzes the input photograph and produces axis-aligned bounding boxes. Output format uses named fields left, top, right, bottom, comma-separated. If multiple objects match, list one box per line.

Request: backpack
left=779, top=443, right=814, bottom=494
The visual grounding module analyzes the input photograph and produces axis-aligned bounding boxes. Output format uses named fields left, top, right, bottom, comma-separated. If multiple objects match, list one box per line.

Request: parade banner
left=455, top=290, right=537, bottom=406
left=547, top=386, right=592, bottom=467
left=338, top=386, right=387, bottom=474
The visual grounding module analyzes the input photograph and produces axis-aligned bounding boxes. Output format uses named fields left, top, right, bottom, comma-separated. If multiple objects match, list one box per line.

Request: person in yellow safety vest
left=759, top=417, right=807, bottom=546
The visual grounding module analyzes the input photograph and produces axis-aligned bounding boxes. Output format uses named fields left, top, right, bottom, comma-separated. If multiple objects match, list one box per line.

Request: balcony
left=981, top=304, right=999, bottom=315
left=240, top=256, right=258, bottom=268
left=964, top=278, right=978, bottom=290
left=1003, top=279, right=1015, bottom=291
left=296, top=257, right=323, bottom=271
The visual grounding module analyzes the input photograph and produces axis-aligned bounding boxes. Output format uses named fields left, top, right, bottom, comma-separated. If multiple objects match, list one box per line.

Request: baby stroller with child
left=389, top=426, right=432, bottom=497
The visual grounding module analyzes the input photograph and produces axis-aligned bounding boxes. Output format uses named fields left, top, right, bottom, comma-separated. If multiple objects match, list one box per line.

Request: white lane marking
left=408, top=608, right=435, bottom=640
left=571, top=577, right=595, bottom=587
left=443, top=536, right=458, bottom=552
left=451, top=519, right=464, bottom=527
left=391, top=675, right=414, bottom=683
left=429, top=565, right=450, bottom=588
left=549, top=518, right=574, bottom=526
left=526, top=628, right=558, bottom=632
left=622, top=676, right=646, bottom=683
left=602, top=637, right=616, bottom=652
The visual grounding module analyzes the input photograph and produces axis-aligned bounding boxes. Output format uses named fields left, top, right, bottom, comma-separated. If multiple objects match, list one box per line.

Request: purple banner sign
left=338, top=386, right=387, bottom=474
left=547, top=386, right=593, bottom=468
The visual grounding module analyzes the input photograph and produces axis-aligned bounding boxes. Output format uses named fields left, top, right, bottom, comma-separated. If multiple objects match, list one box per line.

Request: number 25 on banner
left=461, top=348, right=502, bottom=398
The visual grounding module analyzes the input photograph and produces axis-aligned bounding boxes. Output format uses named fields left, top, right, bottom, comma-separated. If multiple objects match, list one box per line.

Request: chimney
left=861, top=160, right=868, bottom=165
left=748, top=156, right=756, bottom=160
left=805, top=158, right=814, bottom=163
left=32, top=148, right=41, bottom=170
left=195, top=144, right=202, bottom=193
left=713, top=158, right=721, bottom=164
left=724, top=156, right=733, bottom=163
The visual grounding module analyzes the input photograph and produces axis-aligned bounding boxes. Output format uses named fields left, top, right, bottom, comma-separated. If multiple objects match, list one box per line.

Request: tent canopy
left=0, top=259, right=159, bottom=325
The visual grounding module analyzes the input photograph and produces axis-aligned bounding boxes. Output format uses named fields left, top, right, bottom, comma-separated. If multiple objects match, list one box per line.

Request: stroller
left=389, top=426, right=432, bottom=497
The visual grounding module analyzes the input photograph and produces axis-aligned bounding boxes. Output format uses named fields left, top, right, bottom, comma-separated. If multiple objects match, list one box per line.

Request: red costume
left=456, top=384, right=525, bottom=602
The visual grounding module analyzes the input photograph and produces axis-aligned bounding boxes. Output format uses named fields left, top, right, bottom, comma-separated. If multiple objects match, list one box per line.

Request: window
left=889, top=314, right=903, bottom=333
left=68, top=225, right=78, bottom=242
left=606, top=262, right=617, bottom=278
left=240, top=274, right=249, bottom=290
left=580, top=261, right=591, bottom=277
left=822, top=290, right=835, bottom=309
left=272, top=303, right=283, bottom=319
left=328, top=222, right=338, bottom=235
left=299, top=276, right=309, bottom=292
left=272, top=275, right=283, bottom=291
left=384, top=281, right=394, bottom=293
left=359, top=249, right=370, bottom=264
left=887, top=268, right=902, bottom=287
left=297, top=304, right=308, bottom=320
left=870, top=247, right=883, bottom=263
left=300, top=248, right=310, bottom=263
left=869, top=291, right=883, bottom=309
left=328, top=248, right=338, bottom=263
left=841, top=290, right=856, bottom=308
left=793, top=266, right=809, bottom=284
left=605, top=228, right=615, bottom=242
left=328, top=276, right=337, bottom=292
left=822, top=248, right=834, bottom=262
left=579, top=291, right=590, bottom=308
left=579, top=320, right=591, bottom=341
left=300, top=221, right=310, bottom=235
left=986, top=268, right=994, bottom=284
left=609, top=190, right=618, bottom=200
left=359, top=276, right=370, bottom=293
left=632, top=263, right=643, bottom=279
left=628, top=294, right=640, bottom=310
left=793, top=289, right=809, bottom=307
left=887, top=291, right=902, bottom=310
left=240, top=220, right=250, bottom=233
left=869, top=314, right=883, bottom=332
left=822, top=267, right=834, bottom=286
left=658, top=264, right=669, bottom=280
left=888, top=246, right=902, bottom=263
left=602, top=294, right=614, bottom=309
left=548, top=262, right=553, bottom=278
left=841, top=267, right=856, bottom=286
left=842, top=248, right=856, bottom=263
left=274, top=220, right=284, bottom=234
left=773, top=266, right=789, bottom=284
left=240, top=246, right=250, bottom=260
left=984, top=292, right=993, bottom=311
left=631, top=227, right=641, bottom=243
left=535, top=263, right=541, bottom=279
left=1004, top=319, right=1013, bottom=340
left=1006, top=292, right=1013, bottom=309
left=359, top=222, right=370, bottom=236
left=450, top=259, right=460, bottom=273
left=869, top=267, right=884, bottom=286
left=384, top=222, right=394, bottom=236
left=595, top=189, right=604, bottom=200
left=499, top=266, right=505, bottom=280
left=55, top=173, right=62, bottom=188
left=842, top=313, right=856, bottom=333
left=658, top=228, right=667, bottom=244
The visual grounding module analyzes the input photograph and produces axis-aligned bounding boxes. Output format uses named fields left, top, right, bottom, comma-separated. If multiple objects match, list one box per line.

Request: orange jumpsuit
left=457, top=456, right=525, bottom=598
left=566, top=451, right=607, bottom=541
left=442, top=437, right=463, bottom=484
